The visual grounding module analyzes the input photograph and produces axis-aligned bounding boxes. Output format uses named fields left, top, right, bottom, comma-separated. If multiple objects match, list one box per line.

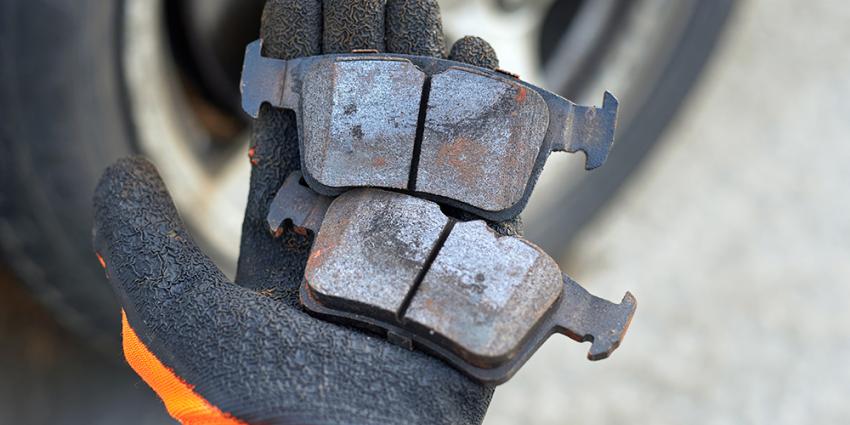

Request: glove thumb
left=93, top=157, right=249, bottom=424
left=92, top=157, right=231, bottom=317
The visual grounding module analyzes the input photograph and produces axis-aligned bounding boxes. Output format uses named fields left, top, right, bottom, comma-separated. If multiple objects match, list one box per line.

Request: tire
left=0, top=0, right=135, bottom=354
left=524, top=0, right=736, bottom=253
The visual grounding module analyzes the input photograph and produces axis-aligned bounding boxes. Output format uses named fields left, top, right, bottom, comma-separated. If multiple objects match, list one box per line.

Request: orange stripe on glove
left=122, top=310, right=247, bottom=425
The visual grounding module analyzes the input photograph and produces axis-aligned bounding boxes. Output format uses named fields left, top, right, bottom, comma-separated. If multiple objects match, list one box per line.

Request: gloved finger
left=236, top=0, right=323, bottom=288
left=449, top=35, right=499, bottom=70
left=322, top=0, right=386, bottom=53
left=260, top=0, right=322, bottom=59
left=92, top=157, right=232, bottom=326
left=385, top=0, right=445, bottom=57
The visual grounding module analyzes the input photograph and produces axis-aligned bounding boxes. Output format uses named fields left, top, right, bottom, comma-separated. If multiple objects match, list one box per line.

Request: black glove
left=93, top=1, right=507, bottom=424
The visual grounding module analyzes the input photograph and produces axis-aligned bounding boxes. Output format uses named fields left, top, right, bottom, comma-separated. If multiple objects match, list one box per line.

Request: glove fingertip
left=261, top=0, right=322, bottom=59
left=322, top=0, right=386, bottom=53
left=449, top=35, right=499, bottom=70
left=93, top=156, right=178, bottom=246
left=385, top=0, right=446, bottom=57
left=93, top=156, right=228, bottom=313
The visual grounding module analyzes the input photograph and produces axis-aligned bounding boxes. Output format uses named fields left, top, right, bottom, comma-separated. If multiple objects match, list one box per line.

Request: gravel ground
left=485, top=0, right=850, bottom=424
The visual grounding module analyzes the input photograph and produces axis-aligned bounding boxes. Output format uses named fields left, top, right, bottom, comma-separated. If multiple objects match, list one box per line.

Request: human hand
left=93, top=1, right=505, bottom=424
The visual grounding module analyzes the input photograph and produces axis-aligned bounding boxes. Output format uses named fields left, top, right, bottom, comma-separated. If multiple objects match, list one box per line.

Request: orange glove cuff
left=122, top=310, right=247, bottom=425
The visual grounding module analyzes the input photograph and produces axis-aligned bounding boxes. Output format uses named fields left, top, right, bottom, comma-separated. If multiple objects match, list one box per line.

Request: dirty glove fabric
left=92, top=1, right=507, bottom=424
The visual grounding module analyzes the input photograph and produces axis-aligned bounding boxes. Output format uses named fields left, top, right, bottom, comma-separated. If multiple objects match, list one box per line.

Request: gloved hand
left=92, top=1, right=509, bottom=424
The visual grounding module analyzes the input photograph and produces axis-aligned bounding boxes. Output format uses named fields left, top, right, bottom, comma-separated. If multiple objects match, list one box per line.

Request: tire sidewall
left=0, top=0, right=135, bottom=353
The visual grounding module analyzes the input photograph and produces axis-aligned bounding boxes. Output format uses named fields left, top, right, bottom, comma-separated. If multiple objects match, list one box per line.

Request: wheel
left=1, top=0, right=134, bottom=353
left=1, top=0, right=732, bottom=357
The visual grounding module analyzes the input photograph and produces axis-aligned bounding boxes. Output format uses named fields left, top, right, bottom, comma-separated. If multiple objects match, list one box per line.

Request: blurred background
left=1, top=0, right=848, bottom=423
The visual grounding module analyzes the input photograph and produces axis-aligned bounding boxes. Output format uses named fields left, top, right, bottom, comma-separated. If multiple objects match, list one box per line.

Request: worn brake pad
left=241, top=39, right=619, bottom=222
left=268, top=181, right=635, bottom=384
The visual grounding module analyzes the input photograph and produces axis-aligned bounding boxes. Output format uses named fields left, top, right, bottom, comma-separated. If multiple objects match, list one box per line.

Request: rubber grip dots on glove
left=121, top=311, right=247, bottom=425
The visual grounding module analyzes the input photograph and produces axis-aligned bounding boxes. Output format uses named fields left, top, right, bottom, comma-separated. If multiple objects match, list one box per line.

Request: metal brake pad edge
left=241, top=39, right=619, bottom=222
left=266, top=171, right=332, bottom=236
left=267, top=178, right=636, bottom=385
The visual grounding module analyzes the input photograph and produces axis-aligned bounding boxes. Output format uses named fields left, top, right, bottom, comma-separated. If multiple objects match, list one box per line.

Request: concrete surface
left=484, top=0, right=850, bottom=424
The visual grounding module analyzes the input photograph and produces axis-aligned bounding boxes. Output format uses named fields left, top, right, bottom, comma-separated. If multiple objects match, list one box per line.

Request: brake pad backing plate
left=291, top=188, right=635, bottom=384
left=240, top=39, right=620, bottom=221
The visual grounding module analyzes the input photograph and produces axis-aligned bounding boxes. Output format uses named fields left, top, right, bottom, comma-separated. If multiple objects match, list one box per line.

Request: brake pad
left=241, top=39, right=619, bottom=222
left=269, top=181, right=635, bottom=384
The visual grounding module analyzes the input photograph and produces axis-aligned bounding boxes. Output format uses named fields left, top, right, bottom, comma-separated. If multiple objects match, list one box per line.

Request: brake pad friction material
left=417, top=68, right=549, bottom=212
left=305, top=190, right=448, bottom=317
left=241, top=39, right=620, bottom=221
left=302, top=59, right=424, bottom=190
left=405, top=220, right=562, bottom=366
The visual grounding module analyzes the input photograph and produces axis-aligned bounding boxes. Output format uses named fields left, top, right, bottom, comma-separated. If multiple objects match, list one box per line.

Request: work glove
left=93, top=1, right=511, bottom=424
